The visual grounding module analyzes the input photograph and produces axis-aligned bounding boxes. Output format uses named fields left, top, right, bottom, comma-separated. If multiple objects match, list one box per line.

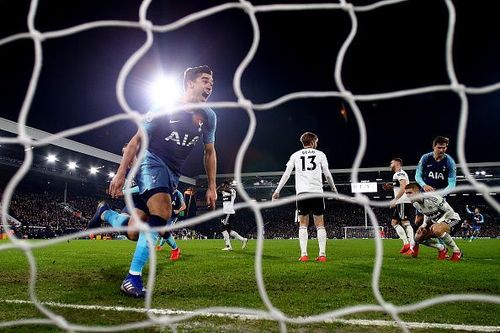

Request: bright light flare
left=89, top=167, right=99, bottom=175
left=149, top=76, right=182, bottom=108
left=47, top=154, right=57, bottom=163
left=108, top=172, right=116, bottom=178
left=67, top=161, right=78, bottom=170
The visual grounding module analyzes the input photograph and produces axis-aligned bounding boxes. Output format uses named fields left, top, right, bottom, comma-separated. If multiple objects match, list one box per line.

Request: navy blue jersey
left=143, top=107, right=216, bottom=176
left=466, top=207, right=484, bottom=226
left=415, top=152, right=456, bottom=191
left=171, top=189, right=185, bottom=219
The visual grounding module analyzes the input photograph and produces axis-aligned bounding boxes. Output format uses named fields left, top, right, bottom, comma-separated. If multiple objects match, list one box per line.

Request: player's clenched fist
left=109, top=173, right=125, bottom=198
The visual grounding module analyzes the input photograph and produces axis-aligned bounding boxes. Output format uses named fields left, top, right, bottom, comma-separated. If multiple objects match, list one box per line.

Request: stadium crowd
left=1, top=186, right=499, bottom=240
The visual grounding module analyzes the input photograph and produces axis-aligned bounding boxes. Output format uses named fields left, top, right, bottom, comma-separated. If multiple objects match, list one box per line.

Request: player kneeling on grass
left=404, top=183, right=463, bottom=262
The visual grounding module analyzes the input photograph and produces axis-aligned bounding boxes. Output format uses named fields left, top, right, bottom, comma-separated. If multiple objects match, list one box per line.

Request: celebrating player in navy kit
left=466, top=204, right=484, bottom=242
left=91, top=65, right=217, bottom=298
left=273, top=132, right=338, bottom=262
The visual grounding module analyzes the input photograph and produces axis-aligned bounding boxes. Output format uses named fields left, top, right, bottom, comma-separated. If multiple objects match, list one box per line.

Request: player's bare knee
left=431, top=223, right=449, bottom=237
left=127, top=231, right=139, bottom=241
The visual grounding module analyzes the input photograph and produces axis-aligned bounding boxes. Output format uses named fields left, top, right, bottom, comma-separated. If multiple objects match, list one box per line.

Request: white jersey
left=412, top=193, right=460, bottom=224
left=275, top=148, right=336, bottom=195
left=222, top=188, right=236, bottom=214
left=392, top=169, right=411, bottom=204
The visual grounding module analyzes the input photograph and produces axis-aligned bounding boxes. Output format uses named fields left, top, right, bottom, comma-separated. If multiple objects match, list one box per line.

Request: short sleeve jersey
left=287, top=148, right=329, bottom=194
left=392, top=169, right=411, bottom=204
left=222, top=188, right=236, bottom=214
left=143, top=107, right=216, bottom=176
left=416, top=152, right=456, bottom=190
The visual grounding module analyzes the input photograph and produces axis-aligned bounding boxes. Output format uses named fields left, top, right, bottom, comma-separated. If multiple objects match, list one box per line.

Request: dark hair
left=392, top=157, right=403, bottom=165
left=183, top=65, right=213, bottom=89
left=432, top=136, right=449, bottom=147
left=300, top=132, right=318, bottom=147
left=405, top=182, right=420, bottom=191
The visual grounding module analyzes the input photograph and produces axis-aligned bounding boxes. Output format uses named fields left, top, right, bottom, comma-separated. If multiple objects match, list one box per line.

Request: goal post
left=343, top=226, right=385, bottom=239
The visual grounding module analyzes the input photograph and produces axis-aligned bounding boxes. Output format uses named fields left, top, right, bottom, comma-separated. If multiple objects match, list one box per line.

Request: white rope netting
left=1, top=0, right=499, bottom=332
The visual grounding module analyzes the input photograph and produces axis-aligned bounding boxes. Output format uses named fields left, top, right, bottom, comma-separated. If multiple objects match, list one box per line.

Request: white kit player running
left=387, top=158, right=415, bottom=255
left=218, top=181, right=248, bottom=250
left=273, top=132, right=338, bottom=262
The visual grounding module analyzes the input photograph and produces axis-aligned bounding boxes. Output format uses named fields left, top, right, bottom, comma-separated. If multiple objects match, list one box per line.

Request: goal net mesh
left=1, top=0, right=499, bottom=332
left=344, top=226, right=384, bottom=239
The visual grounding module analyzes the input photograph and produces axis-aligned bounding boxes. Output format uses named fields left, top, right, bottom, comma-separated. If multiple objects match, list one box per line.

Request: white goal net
left=344, top=226, right=384, bottom=239
left=1, top=0, right=500, bottom=332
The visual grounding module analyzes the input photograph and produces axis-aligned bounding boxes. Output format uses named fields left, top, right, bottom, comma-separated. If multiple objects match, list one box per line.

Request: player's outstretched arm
left=204, top=142, right=217, bottom=209
left=109, top=131, right=141, bottom=198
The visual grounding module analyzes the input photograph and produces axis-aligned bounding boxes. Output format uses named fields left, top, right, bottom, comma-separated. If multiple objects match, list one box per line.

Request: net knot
left=382, top=302, right=398, bottom=314
left=239, top=1, right=255, bottom=13
left=340, top=2, right=354, bottom=12
left=140, top=20, right=154, bottom=32
left=30, top=30, right=45, bottom=42
left=341, top=91, right=354, bottom=102
left=268, top=307, right=286, bottom=321
left=451, top=83, right=466, bottom=93
left=238, top=98, right=253, bottom=109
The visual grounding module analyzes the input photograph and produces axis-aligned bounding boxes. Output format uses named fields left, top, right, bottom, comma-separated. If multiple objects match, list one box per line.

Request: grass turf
left=0, top=238, right=499, bottom=332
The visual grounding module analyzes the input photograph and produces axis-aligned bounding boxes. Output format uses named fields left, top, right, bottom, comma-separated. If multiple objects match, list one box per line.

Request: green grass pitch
left=0, top=238, right=499, bottom=332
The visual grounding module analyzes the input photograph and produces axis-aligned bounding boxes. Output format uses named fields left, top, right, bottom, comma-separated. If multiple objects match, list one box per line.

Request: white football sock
left=222, top=230, right=231, bottom=247
left=403, top=222, right=415, bottom=247
left=317, top=226, right=327, bottom=257
left=299, top=227, right=308, bottom=256
left=441, top=232, right=460, bottom=252
left=393, top=224, right=408, bottom=244
left=230, top=230, right=245, bottom=241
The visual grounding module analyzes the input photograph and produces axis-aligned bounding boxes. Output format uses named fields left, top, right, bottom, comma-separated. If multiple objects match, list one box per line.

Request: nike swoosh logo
left=169, top=120, right=180, bottom=124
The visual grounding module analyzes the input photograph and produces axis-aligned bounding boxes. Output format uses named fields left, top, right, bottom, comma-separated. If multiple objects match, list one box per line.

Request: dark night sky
left=1, top=0, right=499, bottom=177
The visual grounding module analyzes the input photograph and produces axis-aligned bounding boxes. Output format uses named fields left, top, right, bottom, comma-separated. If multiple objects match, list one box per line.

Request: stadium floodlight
left=480, top=170, right=486, bottom=175
left=46, top=154, right=57, bottom=163
left=89, top=167, right=99, bottom=175
left=67, top=161, right=78, bottom=170
left=149, top=75, right=182, bottom=108
left=108, top=172, right=116, bottom=178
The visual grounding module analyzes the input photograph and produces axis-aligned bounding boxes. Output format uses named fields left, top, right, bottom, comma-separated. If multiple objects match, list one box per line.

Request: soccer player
left=272, top=132, right=338, bottom=262
left=404, top=183, right=463, bottom=262
left=388, top=158, right=415, bottom=255
left=460, top=219, right=472, bottom=240
left=466, top=204, right=484, bottom=242
left=89, top=65, right=217, bottom=298
left=155, top=188, right=186, bottom=261
left=415, top=136, right=457, bottom=194
left=217, top=181, right=248, bottom=251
